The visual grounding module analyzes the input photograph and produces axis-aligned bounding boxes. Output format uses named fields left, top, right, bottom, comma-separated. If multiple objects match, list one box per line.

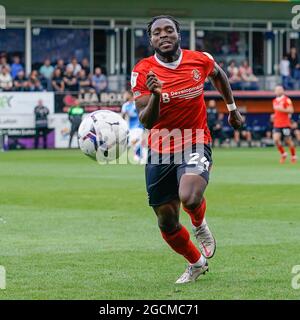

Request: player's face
left=150, top=18, right=180, bottom=58
left=275, top=86, right=284, bottom=97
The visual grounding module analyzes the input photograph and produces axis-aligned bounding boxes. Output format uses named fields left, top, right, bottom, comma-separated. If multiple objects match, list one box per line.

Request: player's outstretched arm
left=135, top=71, right=162, bottom=129
left=209, top=63, right=243, bottom=129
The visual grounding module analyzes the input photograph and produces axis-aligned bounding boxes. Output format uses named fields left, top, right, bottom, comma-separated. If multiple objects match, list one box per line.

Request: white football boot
left=192, top=218, right=216, bottom=259
left=175, top=261, right=209, bottom=284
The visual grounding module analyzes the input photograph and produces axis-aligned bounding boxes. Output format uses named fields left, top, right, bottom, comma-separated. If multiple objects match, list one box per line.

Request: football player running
left=272, top=85, right=297, bottom=164
left=131, top=16, right=243, bottom=284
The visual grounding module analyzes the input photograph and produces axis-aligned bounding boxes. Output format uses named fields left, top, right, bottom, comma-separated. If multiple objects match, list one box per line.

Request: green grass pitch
left=0, top=148, right=299, bottom=300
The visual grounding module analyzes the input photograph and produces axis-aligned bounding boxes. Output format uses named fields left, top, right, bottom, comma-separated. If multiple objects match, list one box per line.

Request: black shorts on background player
left=273, top=127, right=292, bottom=137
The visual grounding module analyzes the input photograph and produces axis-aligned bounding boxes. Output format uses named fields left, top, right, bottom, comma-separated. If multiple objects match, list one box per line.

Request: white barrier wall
left=0, top=114, right=35, bottom=128
left=48, top=113, right=78, bottom=149
left=0, top=92, right=77, bottom=149
left=0, top=91, right=122, bottom=149
left=0, top=92, right=54, bottom=115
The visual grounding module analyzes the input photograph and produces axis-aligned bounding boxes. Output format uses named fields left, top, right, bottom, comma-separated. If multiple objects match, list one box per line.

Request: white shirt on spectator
left=67, top=63, right=82, bottom=76
left=0, top=73, right=13, bottom=90
left=280, top=59, right=290, bottom=77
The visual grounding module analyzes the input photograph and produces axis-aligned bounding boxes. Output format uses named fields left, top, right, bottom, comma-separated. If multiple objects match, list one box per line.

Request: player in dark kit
left=131, top=16, right=242, bottom=284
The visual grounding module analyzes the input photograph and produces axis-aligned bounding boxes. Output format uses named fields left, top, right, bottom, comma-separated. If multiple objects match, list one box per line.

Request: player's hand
left=228, top=109, right=243, bottom=129
left=146, top=71, right=162, bottom=96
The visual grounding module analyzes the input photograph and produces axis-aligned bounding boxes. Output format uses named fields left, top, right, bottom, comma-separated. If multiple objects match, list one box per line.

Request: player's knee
left=180, top=192, right=203, bottom=210
left=274, top=139, right=280, bottom=145
left=155, top=204, right=180, bottom=233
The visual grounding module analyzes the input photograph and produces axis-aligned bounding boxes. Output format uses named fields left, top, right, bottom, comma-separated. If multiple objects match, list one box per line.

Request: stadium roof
left=1, top=0, right=297, bottom=21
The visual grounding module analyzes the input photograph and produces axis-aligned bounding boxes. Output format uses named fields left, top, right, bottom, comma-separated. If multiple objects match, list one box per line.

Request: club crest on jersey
left=131, top=72, right=138, bottom=88
left=192, top=69, right=201, bottom=81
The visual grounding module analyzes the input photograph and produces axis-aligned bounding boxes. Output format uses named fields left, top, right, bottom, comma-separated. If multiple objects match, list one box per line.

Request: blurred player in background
left=121, top=90, right=145, bottom=163
left=68, top=99, right=84, bottom=148
left=34, top=99, right=49, bottom=149
left=272, top=85, right=297, bottom=163
left=131, top=16, right=243, bottom=284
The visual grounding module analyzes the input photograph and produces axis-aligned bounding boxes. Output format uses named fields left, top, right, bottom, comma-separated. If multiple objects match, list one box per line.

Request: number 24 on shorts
left=188, top=153, right=210, bottom=171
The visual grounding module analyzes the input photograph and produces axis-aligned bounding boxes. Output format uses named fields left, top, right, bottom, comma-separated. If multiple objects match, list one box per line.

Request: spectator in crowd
left=92, top=67, right=108, bottom=94
left=0, top=66, right=13, bottom=91
left=280, top=55, right=292, bottom=89
left=68, top=99, right=84, bottom=148
left=206, top=99, right=219, bottom=146
left=264, top=114, right=274, bottom=140
left=34, top=99, right=50, bottom=149
left=28, top=70, right=44, bottom=92
left=239, top=60, right=259, bottom=90
left=77, top=69, right=94, bottom=94
left=10, top=56, right=24, bottom=79
left=81, top=58, right=90, bottom=75
left=206, top=100, right=226, bottom=147
left=288, top=47, right=300, bottom=82
left=227, top=60, right=241, bottom=90
left=55, top=59, right=66, bottom=73
left=214, top=113, right=226, bottom=146
left=291, top=117, right=300, bottom=146
left=51, top=68, right=65, bottom=92
left=260, top=114, right=274, bottom=147
left=0, top=53, right=10, bottom=73
left=67, top=57, right=82, bottom=76
left=39, top=58, right=54, bottom=80
left=63, top=65, right=78, bottom=92
left=234, top=114, right=252, bottom=147
left=251, top=119, right=266, bottom=146
left=13, top=70, right=29, bottom=91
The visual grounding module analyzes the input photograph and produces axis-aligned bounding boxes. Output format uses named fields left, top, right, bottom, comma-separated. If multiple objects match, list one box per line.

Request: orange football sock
left=277, top=144, right=286, bottom=155
left=161, top=225, right=201, bottom=264
left=290, top=146, right=296, bottom=157
left=183, top=198, right=206, bottom=228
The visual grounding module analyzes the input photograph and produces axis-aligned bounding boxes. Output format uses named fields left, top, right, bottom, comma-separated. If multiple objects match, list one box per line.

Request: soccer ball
left=78, top=110, right=129, bottom=162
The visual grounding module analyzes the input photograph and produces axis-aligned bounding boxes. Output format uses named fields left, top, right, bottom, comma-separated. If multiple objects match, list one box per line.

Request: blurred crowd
left=206, top=99, right=300, bottom=148
left=1, top=47, right=300, bottom=94
left=279, top=47, right=300, bottom=90
left=0, top=53, right=108, bottom=94
left=205, top=59, right=259, bottom=91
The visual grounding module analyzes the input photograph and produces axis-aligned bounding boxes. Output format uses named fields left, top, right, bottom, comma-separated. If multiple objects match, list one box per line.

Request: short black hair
left=147, top=15, right=180, bottom=38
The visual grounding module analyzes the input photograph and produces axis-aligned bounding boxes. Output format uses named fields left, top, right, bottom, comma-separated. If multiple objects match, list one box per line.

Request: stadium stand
left=0, top=0, right=299, bottom=149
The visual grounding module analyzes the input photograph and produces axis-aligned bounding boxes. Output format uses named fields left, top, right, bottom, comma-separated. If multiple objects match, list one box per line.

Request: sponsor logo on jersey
left=131, top=72, right=138, bottom=88
left=192, top=69, right=201, bottom=81
left=161, top=85, right=204, bottom=103
left=171, top=84, right=204, bottom=99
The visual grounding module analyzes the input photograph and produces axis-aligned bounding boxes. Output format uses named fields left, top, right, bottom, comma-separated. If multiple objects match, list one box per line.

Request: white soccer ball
left=78, top=110, right=129, bottom=162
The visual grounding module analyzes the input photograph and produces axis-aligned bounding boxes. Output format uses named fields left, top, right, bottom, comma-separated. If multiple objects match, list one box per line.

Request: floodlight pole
left=190, top=20, right=195, bottom=51
left=266, top=21, right=272, bottom=75
left=25, top=18, right=32, bottom=75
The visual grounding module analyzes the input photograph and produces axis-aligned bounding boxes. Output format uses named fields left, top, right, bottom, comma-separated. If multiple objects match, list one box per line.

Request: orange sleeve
left=131, top=62, right=151, bottom=100
left=202, top=52, right=215, bottom=78
left=285, top=97, right=293, bottom=108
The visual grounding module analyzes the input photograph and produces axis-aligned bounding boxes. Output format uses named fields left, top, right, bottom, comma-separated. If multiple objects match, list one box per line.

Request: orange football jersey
left=273, top=95, right=292, bottom=128
left=131, top=49, right=215, bottom=153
